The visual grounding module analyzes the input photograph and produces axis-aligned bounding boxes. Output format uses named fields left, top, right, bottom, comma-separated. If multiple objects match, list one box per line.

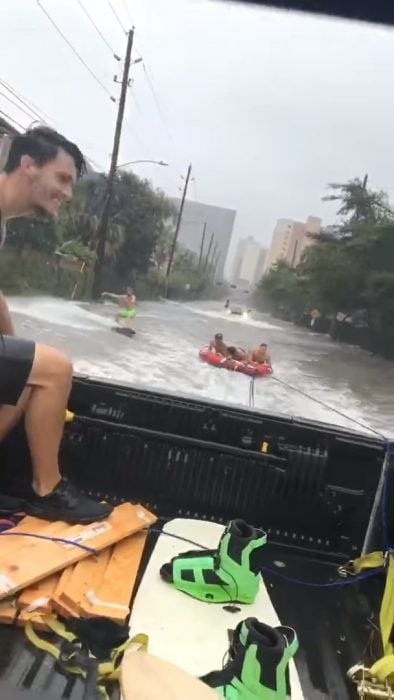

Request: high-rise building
left=171, top=199, right=236, bottom=280
left=232, top=236, right=267, bottom=286
left=264, top=216, right=321, bottom=273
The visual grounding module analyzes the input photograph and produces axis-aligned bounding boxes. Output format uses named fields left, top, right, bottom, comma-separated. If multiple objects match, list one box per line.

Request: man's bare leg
left=24, top=344, right=72, bottom=495
left=0, top=342, right=112, bottom=522
left=0, top=345, right=70, bottom=495
left=0, top=387, right=32, bottom=441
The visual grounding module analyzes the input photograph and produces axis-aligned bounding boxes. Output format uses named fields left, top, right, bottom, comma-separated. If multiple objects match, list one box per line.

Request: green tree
left=255, top=261, right=307, bottom=316
left=322, top=175, right=391, bottom=229
left=6, top=216, right=59, bottom=254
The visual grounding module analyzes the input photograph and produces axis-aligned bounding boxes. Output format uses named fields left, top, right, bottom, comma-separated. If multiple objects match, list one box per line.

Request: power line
left=0, top=78, right=54, bottom=124
left=36, top=0, right=115, bottom=102
left=0, top=89, right=40, bottom=123
left=142, top=63, right=174, bottom=144
left=107, top=0, right=127, bottom=34
left=0, top=109, right=24, bottom=131
left=124, top=113, right=153, bottom=156
left=123, top=0, right=134, bottom=26
left=75, top=0, right=120, bottom=59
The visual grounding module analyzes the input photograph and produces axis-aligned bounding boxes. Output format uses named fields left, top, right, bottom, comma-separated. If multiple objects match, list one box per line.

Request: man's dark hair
left=260, top=343, right=267, bottom=347
left=215, top=333, right=223, bottom=339
left=4, top=126, right=86, bottom=178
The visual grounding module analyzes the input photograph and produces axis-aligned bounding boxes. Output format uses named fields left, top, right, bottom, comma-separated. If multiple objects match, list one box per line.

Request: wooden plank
left=17, top=572, right=60, bottom=613
left=80, top=531, right=147, bottom=623
left=0, top=504, right=156, bottom=601
left=0, top=517, right=61, bottom=563
left=50, top=565, right=76, bottom=617
left=0, top=597, right=17, bottom=625
left=16, top=610, right=49, bottom=631
left=60, top=547, right=112, bottom=616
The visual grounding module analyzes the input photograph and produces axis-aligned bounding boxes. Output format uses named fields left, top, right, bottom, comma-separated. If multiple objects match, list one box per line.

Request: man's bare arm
left=0, top=293, right=14, bottom=335
left=101, top=292, right=124, bottom=306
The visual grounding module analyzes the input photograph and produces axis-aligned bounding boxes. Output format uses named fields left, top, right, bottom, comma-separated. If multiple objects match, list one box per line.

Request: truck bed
left=0, top=377, right=387, bottom=698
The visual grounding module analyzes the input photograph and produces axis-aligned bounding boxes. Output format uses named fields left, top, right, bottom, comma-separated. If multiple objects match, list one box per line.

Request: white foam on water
left=8, top=296, right=113, bottom=331
left=163, top=299, right=283, bottom=331
left=9, top=295, right=392, bottom=437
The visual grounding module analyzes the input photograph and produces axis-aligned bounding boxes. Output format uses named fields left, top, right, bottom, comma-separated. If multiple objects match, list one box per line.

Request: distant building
left=264, top=215, right=321, bottom=273
left=171, top=198, right=236, bottom=280
left=232, top=236, right=267, bottom=286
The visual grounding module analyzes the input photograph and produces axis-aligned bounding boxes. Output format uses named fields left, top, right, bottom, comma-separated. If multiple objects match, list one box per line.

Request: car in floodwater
left=226, top=304, right=251, bottom=319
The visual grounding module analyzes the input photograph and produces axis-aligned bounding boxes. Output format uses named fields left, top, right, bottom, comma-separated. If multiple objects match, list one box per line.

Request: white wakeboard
left=129, top=519, right=304, bottom=698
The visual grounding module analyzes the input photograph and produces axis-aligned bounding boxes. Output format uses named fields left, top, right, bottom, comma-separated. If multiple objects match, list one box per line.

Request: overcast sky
left=1, top=0, right=394, bottom=271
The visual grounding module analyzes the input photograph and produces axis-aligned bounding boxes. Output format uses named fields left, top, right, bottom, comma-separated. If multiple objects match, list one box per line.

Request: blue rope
left=148, top=528, right=385, bottom=589
left=259, top=564, right=385, bottom=588
left=0, top=531, right=97, bottom=554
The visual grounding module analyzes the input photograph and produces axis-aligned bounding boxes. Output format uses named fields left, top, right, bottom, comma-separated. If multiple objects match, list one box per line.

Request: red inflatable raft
left=199, top=348, right=272, bottom=378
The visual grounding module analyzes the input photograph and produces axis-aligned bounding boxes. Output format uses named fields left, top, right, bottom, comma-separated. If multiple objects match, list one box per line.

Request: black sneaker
left=0, top=494, right=26, bottom=515
left=25, top=478, right=113, bottom=524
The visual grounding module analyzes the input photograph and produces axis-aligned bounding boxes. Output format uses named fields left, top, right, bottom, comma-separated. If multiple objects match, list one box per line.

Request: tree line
left=255, top=176, right=394, bottom=359
left=0, top=170, right=223, bottom=301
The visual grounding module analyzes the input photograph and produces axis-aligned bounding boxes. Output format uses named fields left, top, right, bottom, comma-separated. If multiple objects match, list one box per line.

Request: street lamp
left=117, top=159, right=168, bottom=168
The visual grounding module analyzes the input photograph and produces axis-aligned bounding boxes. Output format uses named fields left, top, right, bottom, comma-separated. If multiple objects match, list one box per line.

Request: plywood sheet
left=0, top=517, right=63, bottom=564
left=80, top=531, right=147, bottom=622
left=0, top=597, right=17, bottom=625
left=17, top=572, right=60, bottom=613
left=0, top=503, right=156, bottom=600
left=60, top=547, right=112, bottom=615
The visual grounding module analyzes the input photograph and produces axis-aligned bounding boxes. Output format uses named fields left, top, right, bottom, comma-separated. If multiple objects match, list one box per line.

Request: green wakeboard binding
left=201, top=617, right=298, bottom=699
left=160, top=519, right=267, bottom=604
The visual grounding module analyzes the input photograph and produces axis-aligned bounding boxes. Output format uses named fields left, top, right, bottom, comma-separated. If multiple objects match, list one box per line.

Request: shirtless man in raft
left=209, top=333, right=228, bottom=356
left=247, top=343, right=272, bottom=367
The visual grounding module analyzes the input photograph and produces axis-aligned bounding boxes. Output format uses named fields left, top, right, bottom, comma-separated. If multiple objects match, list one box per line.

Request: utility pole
left=198, top=222, right=207, bottom=269
left=203, top=232, right=214, bottom=270
left=212, top=252, right=221, bottom=280
left=92, top=28, right=134, bottom=298
left=209, top=242, right=218, bottom=271
left=165, top=163, right=192, bottom=293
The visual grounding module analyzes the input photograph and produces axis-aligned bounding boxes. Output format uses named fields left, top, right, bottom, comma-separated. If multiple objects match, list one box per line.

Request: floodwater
left=8, top=295, right=394, bottom=438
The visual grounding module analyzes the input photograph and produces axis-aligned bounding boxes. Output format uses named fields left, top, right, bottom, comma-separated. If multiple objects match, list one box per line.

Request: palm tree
left=322, top=175, right=392, bottom=228
left=58, top=180, right=124, bottom=263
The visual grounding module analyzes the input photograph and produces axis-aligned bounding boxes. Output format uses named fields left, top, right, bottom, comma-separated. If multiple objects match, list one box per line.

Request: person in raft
left=209, top=333, right=228, bottom=356
left=247, top=343, right=272, bottom=367
left=226, top=346, right=247, bottom=361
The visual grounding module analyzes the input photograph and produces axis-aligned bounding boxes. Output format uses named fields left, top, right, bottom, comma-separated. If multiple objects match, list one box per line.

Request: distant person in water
left=227, top=346, right=247, bottom=361
left=101, top=287, right=137, bottom=324
left=248, top=343, right=272, bottom=367
left=224, top=298, right=230, bottom=310
left=209, top=333, right=228, bottom=356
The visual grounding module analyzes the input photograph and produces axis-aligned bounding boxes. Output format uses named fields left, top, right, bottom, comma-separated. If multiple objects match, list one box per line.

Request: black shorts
left=0, top=335, right=35, bottom=406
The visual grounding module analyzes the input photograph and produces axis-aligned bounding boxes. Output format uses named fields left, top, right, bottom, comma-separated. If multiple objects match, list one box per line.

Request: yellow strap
left=380, top=555, right=394, bottom=656
left=26, top=615, right=148, bottom=684
left=350, top=551, right=385, bottom=574
left=346, top=552, right=394, bottom=684
left=65, top=409, right=75, bottom=423
left=370, top=654, right=394, bottom=683
left=25, top=621, right=60, bottom=661
left=44, top=614, right=77, bottom=643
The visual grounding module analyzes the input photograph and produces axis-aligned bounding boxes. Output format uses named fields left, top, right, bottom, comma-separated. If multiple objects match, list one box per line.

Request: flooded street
left=8, top=295, right=394, bottom=437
